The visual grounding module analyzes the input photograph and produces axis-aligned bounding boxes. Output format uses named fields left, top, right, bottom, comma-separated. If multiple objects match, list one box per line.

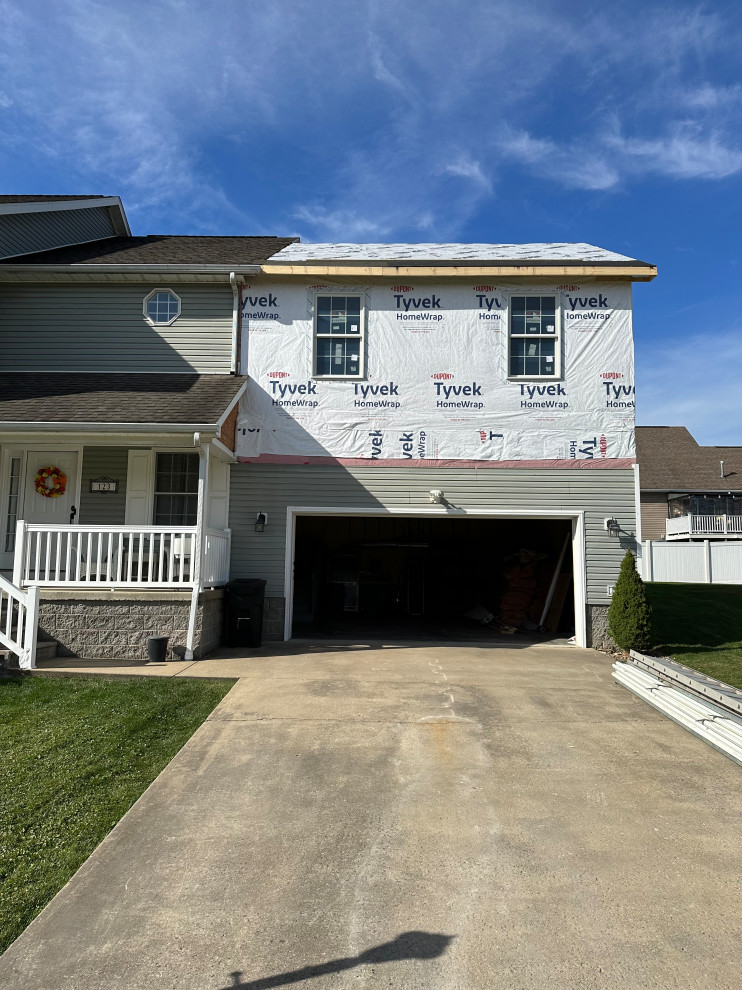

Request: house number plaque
left=89, top=476, right=119, bottom=494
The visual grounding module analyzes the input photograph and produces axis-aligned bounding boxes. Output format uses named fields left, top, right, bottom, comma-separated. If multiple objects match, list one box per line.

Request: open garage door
left=291, top=514, right=575, bottom=642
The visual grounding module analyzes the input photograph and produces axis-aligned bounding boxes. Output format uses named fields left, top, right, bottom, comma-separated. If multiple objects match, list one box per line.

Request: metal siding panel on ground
left=0, top=284, right=233, bottom=373
left=229, top=464, right=635, bottom=600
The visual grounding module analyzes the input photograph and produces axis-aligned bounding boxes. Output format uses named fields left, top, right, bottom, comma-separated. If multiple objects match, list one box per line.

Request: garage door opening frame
left=284, top=507, right=587, bottom=647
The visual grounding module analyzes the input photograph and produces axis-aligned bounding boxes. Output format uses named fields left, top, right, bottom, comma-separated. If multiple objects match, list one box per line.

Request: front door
left=0, top=450, right=80, bottom=572
left=23, top=450, right=79, bottom=527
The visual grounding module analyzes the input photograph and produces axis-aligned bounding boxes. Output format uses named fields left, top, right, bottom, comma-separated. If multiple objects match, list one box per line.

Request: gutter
left=0, top=421, right=220, bottom=433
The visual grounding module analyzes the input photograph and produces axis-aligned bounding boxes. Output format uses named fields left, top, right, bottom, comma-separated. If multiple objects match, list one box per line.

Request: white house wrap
left=237, top=280, right=635, bottom=463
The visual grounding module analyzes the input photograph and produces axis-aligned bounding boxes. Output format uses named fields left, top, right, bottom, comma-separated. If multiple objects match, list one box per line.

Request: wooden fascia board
left=260, top=263, right=657, bottom=281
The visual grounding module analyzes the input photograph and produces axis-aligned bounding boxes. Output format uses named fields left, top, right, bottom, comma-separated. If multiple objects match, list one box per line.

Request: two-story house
left=227, top=243, right=656, bottom=650
left=0, top=195, right=294, bottom=663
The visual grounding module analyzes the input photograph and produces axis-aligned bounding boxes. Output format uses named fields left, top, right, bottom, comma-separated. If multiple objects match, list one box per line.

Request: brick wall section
left=38, top=590, right=224, bottom=661
left=219, top=406, right=238, bottom=452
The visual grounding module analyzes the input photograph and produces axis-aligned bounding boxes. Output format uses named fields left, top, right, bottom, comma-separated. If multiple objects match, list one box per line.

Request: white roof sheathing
left=269, top=242, right=639, bottom=263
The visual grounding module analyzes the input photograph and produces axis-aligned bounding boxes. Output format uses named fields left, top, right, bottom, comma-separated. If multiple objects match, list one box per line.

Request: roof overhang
left=0, top=196, right=131, bottom=237
left=260, top=262, right=658, bottom=281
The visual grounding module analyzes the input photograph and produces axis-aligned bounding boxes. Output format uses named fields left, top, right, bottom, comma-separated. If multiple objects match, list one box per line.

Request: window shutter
left=125, top=450, right=154, bottom=524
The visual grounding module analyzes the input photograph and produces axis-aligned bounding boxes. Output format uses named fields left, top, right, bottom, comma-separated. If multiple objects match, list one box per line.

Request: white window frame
left=143, top=288, right=181, bottom=327
left=312, top=292, right=365, bottom=380
left=507, top=293, right=562, bottom=381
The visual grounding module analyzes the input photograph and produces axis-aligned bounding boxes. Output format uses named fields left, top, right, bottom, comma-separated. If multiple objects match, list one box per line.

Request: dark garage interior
left=292, top=515, right=575, bottom=640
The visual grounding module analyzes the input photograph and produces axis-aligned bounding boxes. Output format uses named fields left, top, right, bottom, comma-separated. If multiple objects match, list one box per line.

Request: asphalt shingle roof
left=2, top=235, right=298, bottom=266
left=0, top=374, right=246, bottom=426
left=636, top=426, right=742, bottom=491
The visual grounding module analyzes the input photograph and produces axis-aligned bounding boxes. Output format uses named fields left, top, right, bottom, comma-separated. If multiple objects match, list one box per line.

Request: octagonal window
left=144, top=289, right=181, bottom=326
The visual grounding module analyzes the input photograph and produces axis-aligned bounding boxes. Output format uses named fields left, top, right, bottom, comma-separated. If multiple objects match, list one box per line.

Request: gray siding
left=229, top=464, right=637, bottom=604
left=641, top=492, right=669, bottom=541
left=0, top=206, right=116, bottom=259
left=78, top=448, right=128, bottom=525
left=0, top=284, right=233, bottom=372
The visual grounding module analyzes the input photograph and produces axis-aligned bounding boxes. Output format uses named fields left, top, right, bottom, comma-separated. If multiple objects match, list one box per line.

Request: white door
left=22, top=450, right=80, bottom=526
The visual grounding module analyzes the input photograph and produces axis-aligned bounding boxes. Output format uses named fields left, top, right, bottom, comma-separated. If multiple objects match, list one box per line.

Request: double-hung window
left=314, top=295, right=363, bottom=378
left=153, top=453, right=198, bottom=526
left=509, top=295, right=560, bottom=378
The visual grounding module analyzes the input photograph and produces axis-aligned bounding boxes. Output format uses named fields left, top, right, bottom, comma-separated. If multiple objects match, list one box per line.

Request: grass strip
left=0, top=674, right=233, bottom=954
left=646, top=583, right=742, bottom=690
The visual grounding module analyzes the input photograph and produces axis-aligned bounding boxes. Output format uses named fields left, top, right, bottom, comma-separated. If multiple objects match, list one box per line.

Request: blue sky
left=1, top=0, right=741, bottom=443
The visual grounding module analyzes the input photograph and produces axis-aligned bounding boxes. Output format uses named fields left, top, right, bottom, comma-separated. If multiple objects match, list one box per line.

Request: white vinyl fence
left=642, top=540, right=742, bottom=584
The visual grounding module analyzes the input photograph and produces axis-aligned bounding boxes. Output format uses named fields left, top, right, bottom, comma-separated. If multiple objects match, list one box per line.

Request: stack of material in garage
left=498, top=549, right=551, bottom=629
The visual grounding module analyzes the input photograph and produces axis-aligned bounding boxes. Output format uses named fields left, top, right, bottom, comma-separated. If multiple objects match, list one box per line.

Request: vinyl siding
left=641, top=492, right=669, bottom=541
left=229, top=464, right=637, bottom=604
left=0, top=207, right=116, bottom=259
left=78, top=448, right=128, bottom=525
left=0, top=284, right=233, bottom=372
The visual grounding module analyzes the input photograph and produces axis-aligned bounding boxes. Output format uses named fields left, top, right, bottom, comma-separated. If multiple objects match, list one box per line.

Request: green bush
left=608, top=550, right=653, bottom=652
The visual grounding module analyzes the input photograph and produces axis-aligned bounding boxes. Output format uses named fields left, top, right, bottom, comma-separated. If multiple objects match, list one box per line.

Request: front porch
left=665, top=514, right=742, bottom=540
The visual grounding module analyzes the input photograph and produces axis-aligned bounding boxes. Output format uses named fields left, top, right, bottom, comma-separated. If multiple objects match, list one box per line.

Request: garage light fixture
left=429, top=490, right=445, bottom=504
left=604, top=517, right=620, bottom=538
left=255, top=512, right=268, bottom=533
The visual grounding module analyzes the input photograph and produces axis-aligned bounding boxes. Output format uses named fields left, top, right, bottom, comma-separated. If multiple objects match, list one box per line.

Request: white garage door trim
left=284, top=506, right=587, bottom=647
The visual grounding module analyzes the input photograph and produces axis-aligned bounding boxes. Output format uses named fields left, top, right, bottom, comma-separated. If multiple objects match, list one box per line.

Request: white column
left=185, top=444, right=210, bottom=660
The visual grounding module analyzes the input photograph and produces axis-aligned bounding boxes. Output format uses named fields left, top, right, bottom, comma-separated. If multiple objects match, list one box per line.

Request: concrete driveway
left=2, top=641, right=740, bottom=989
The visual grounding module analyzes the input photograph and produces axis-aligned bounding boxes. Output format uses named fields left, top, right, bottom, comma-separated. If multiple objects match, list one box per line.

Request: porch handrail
left=666, top=514, right=742, bottom=538
left=15, top=522, right=201, bottom=589
left=0, top=571, right=39, bottom=669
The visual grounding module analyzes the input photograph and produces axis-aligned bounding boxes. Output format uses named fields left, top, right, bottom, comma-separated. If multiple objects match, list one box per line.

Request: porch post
left=12, top=520, right=26, bottom=587
left=21, top=585, right=40, bottom=670
left=185, top=443, right=210, bottom=661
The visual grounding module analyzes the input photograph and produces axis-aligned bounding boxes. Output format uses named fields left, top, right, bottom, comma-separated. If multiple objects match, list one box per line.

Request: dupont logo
left=601, top=372, right=623, bottom=380
left=267, top=371, right=290, bottom=379
left=558, top=284, right=580, bottom=291
left=391, top=284, right=413, bottom=292
left=479, top=430, right=504, bottom=444
left=431, top=372, right=454, bottom=380
left=473, top=284, right=495, bottom=292
left=309, top=284, right=329, bottom=290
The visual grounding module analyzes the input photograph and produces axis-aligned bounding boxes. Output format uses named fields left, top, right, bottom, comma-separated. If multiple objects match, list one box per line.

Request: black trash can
left=224, top=579, right=267, bottom=647
left=147, top=636, right=169, bottom=662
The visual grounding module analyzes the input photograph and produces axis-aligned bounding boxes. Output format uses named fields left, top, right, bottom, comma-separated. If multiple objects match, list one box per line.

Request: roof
left=0, top=195, right=107, bottom=204
left=0, top=374, right=246, bottom=427
left=1, top=235, right=297, bottom=267
left=636, top=426, right=742, bottom=491
left=269, top=241, right=648, bottom=264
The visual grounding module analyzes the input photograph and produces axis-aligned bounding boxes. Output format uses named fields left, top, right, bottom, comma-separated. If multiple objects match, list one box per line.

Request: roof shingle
left=1, top=235, right=297, bottom=266
left=636, top=426, right=742, bottom=491
left=0, top=374, right=246, bottom=426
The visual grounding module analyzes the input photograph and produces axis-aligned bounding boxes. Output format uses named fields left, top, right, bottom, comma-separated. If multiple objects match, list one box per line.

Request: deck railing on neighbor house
left=13, top=523, right=231, bottom=590
left=666, top=514, right=742, bottom=540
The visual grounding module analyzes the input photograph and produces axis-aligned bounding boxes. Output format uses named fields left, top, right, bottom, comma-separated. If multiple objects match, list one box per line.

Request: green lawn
left=646, top=583, right=742, bottom=690
left=0, top=675, right=234, bottom=954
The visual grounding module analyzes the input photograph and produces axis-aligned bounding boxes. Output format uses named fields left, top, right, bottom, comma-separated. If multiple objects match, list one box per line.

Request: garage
left=290, top=512, right=576, bottom=641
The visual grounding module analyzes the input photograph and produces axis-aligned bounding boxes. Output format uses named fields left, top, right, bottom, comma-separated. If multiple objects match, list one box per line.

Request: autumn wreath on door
left=35, top=465, right=66, bottom=498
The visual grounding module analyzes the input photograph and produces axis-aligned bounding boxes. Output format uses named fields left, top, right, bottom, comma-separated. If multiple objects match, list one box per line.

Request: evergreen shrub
left=608, top=550, right=653, bottom=652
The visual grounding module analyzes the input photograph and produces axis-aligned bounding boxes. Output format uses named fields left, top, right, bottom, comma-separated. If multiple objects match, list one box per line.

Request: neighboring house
left=0, top=194, right=294, bottom=662
left=636, top=426, right=742, bottom=541
left=228, top=242, right=656, bottom=649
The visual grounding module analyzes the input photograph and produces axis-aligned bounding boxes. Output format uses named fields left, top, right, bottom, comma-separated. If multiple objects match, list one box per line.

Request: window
left=153, top=453, right=198, bottom=525
left=4, top=456, right=21, bottom=552
left=144, top=289, right=181, bottom=326
left=509, top=295, right=560, bottom=378
left=314, top=295, right=363, bottom=377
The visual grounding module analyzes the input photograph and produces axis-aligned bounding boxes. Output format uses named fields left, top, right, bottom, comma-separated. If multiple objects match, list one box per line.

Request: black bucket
left=147, top=636, right=169, bottom=663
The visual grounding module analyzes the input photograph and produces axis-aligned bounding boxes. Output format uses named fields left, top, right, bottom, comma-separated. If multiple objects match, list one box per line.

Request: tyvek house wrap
left=236, top=282, right=635, bottom=462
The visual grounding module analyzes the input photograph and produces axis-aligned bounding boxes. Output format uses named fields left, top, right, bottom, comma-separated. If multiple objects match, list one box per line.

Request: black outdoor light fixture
left=604, top=517, right=621, bottom=538
left=255, top=512, right=268, bottom=533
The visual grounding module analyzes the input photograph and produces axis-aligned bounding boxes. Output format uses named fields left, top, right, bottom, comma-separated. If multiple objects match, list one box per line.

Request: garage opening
left=291, top=515, right=575, bottom=641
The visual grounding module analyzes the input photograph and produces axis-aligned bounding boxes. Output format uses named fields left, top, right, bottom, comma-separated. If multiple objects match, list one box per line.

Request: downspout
left=229, top=272, right=244, bottom=374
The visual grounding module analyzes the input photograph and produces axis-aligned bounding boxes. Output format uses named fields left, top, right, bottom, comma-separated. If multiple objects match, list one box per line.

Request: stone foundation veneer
left=587, top=604, right=617, bottom=652
left=38, top=589, right=224, bottom=661
left=263, top=596, right=286, bottom=641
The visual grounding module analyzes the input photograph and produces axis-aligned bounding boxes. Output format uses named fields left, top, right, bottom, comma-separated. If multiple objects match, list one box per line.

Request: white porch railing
left=666, top=514, right=742, bottom=540
left=0, top=572, right=39, bottom=669
left=14, top=523, right=231, bottom=590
